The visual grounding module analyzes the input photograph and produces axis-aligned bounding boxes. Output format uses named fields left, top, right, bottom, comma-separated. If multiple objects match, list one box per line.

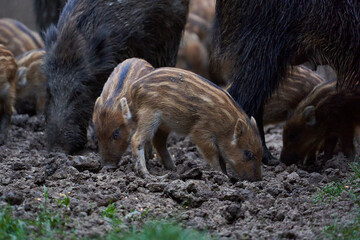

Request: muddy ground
left=0, top=114, right=358, bottom=239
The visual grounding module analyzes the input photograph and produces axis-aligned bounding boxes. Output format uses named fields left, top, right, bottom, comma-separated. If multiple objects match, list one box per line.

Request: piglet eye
left=244, top=150, right=255, bottom=161
left=111, top=128, right=121, bottom=140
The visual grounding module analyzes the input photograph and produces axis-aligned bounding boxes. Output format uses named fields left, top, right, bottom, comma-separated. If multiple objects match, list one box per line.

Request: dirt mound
left=0, top=115, right=358, bottom=239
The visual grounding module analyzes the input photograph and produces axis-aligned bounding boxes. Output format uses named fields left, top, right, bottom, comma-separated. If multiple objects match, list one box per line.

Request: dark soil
left=0, top=114, right=358, bottom=239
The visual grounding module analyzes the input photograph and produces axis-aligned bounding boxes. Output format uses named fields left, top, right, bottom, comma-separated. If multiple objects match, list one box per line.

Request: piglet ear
left=302, top=105, right=316, bottom=126
left=94, top=97, right=101, bottom=108
left=234, top=118, right=248, bottom=138
left=120, top=97, right=132, bottom=120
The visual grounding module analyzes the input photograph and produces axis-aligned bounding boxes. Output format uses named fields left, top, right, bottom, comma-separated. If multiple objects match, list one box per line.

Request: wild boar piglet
left=93, top=59, right=263, bottom=181
left=0, top=44, right=17, bottom=144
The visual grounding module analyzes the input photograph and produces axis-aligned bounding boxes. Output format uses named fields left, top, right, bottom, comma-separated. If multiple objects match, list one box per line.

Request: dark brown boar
left=43, top=0, right=189, bottom=154
left=93, top=58, right=263, bottom=181
left=15, top=49, right=46, bottom=115
left=281, top=80, right=360, bottom=165
left=212, top=0, right=360, bottom=165
left=0, top=18, right=44, bottom=57
left=263, top=66, right=325, bottom=125
left=0, top=44, right=17, bottom=144
left=33, top=0, right=66, bottom=38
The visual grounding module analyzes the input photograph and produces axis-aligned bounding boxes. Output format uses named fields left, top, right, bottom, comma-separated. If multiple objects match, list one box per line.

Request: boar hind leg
left=152, top=129, right=175, bottom=171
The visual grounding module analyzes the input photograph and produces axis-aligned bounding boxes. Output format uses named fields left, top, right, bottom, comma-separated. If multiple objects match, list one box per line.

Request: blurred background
left=0, top=0, right=36, bottom=30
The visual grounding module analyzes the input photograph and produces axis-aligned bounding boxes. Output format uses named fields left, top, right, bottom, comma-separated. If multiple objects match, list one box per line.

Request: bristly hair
left=212, top=0, right=360, bottom=118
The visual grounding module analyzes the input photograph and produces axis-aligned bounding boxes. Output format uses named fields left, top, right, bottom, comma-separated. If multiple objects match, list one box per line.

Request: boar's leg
left=339, top=131, right=355, bottom=161
left=323, top=136, right=338, bottom=160
left=152, top=129, right=176, bottom=171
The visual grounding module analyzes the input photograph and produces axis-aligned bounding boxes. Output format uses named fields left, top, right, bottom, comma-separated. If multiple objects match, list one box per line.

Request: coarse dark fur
left=281, top=80, right=360, bottom=165
left=43, top=0, right=189, bottom=154
left=212, top=0, right=360, bottom=164
left=33, top=0, right=66, bottom=38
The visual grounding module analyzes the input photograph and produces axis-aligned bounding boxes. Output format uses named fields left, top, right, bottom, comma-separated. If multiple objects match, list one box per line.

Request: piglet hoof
left=135, top=162, right=151, bottom=179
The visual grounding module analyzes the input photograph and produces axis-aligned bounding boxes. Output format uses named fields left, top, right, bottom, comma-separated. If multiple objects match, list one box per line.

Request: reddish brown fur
left=15, top=49, right=46, bottom=115
left=94, top=58, right=263, bottom=181
left=281, top=80, right=360, bottom=165
left=93, top=58, right=155, bottom=167
left=185, top=13, right=212, bottom=45
left=176, top=1, right=215, bottom=79
left=263, top=66, right=325, bottom=125
left=0, top=44, right=17, bottom=144
left=176, top=31, right=209, bottom=78
left=189, top=0, right=216, bottom=22
left=0, top=18, right=44, bottom=57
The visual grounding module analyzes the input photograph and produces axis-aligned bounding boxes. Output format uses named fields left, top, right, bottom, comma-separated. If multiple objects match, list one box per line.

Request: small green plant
left=323, top=212, right=360, bottom=240
left=102, top=203, right=123, bottom=234
left=0, top=205, right=28, bottom=239
left=313, top=181, right=348, bottom=203
left=107, top=221, right=213, bottom=240
left=316, top=160, right=360, bottom=239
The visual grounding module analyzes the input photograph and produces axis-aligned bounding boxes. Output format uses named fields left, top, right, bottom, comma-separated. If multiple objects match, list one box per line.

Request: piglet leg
left=192, top=131, right=225, bottom=174
left=131, top=110, right=161, bottom=177
left=152, top=129, right=176, bottom=171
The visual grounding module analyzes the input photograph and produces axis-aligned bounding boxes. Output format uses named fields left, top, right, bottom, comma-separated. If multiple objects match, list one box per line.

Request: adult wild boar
left=43, top=0, right=189, bottom=153
left=34, top=0, right=66, bottom=38
left=212, top=0, right=360, bottom=165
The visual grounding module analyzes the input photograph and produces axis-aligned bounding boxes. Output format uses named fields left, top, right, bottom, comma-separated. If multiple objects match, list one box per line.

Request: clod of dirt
left=287, top=172, right=300, bottom=183
left=34, top=171, right=46, bottom=185
left=146, top=182, right=167, bottom=192
left=72, top=156, right=101, bottom=172
left=11, top=114, right=29, bottom=127
left=2, top=191, right=24, bottom=205
left=90, top=193, right=119, bottom=207
left=164, top=180, right=214, bottom=207
left=180, top=167, right=203, bottom=180
left=45, top=160, right=58, bottom=176
left=27, top=116, right=45, bottom=131
left=12, top=161, right=30, bottom=171
left=218, top=188, right=244, bottom=202
left=308, top=172, right=323, bottom=184
left=223, top=203, right=244, bottom=223
left=279, top=231, right=298, bottom=239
